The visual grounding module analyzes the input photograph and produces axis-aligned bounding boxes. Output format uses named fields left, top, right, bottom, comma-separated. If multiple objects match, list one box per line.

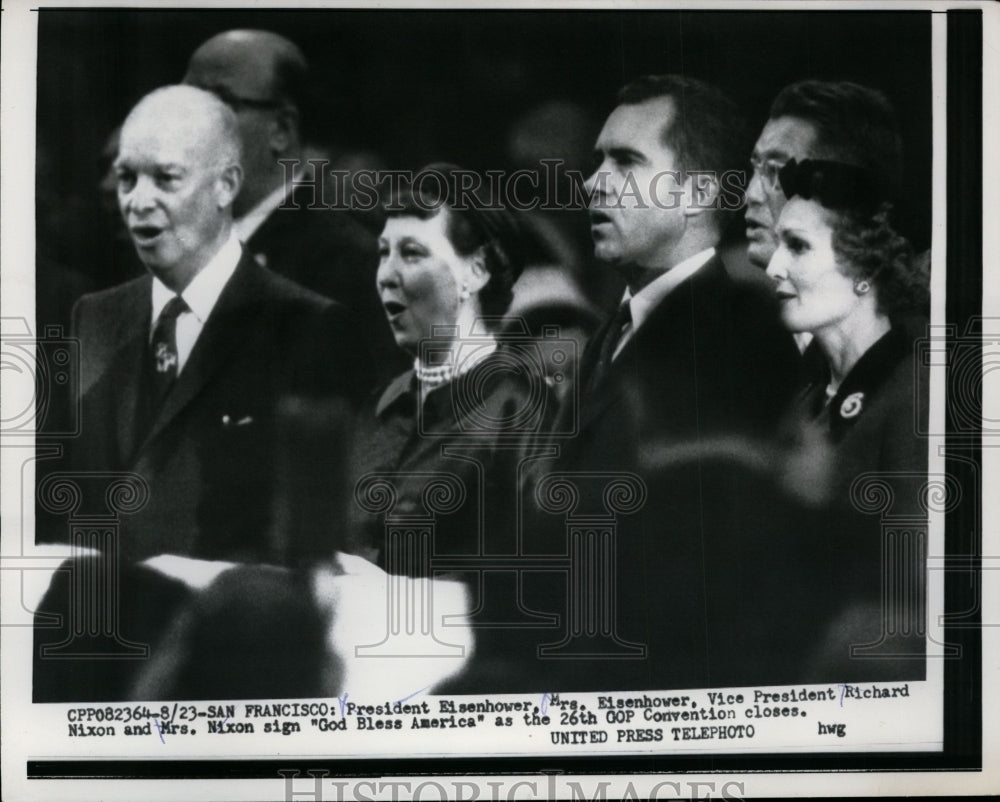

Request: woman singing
left=347, top=164, right=556, bottom=577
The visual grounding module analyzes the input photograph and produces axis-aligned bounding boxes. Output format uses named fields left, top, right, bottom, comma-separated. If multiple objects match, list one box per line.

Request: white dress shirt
left=232, top=166, right=306, bottom=244
left=232, top=182, right=289, bottom=244
left=149, top=232, right=242, bottom=374
left=613, top=247, right=716, bottom=360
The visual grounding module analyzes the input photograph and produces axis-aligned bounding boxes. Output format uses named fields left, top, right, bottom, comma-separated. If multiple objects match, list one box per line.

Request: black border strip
left=941, top=6, right=984, bottom=770
left=23, top=754, right=985, bottom=780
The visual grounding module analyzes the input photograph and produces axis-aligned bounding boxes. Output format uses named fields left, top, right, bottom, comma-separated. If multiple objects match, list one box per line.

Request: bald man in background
left=183, top=30, right=404, bottom=379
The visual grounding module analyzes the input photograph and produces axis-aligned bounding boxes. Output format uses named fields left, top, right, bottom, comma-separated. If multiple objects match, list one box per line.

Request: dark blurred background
left=35, top=8, right=932, bottom=324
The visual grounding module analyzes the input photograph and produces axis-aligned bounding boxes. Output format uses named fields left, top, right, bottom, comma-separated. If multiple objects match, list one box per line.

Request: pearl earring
left=459, top=285, right=470, bottom=302
left=854, top=280, right=871, bottom=295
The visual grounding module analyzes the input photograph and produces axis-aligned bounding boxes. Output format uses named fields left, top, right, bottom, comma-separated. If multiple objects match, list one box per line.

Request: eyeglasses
left=197, top=83, right=284, bottom=113
left=749, top=156, right=787, bottom=192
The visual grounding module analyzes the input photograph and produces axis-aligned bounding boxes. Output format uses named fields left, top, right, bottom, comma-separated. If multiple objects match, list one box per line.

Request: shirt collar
left=233, top=169, right=299, bottom=242
left=151, top=232, right=242, bottom=329
left=622, top=247, right=716, bottom=333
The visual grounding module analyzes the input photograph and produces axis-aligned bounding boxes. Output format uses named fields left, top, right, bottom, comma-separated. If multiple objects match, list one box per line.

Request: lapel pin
left=839, top=392, right=865, bottom=419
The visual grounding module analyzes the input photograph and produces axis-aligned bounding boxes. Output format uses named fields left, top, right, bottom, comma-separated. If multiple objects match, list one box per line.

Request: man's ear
left=269, top=105, right=300, bottom=155
left=216, top=163, right=243, bottom=210
left=682, top=171, right=721, bottom=218
left=464, top=249, right=490, bottom=294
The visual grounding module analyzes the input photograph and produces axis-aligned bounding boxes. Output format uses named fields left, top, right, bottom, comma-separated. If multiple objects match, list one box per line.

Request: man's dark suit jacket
left=561, top=254, right=800, bottom=472
left=242, top=185, right=407, bottom=381
left=509, top=254, right=811, bottom=692
left=69, top=251, right=373, bottom=563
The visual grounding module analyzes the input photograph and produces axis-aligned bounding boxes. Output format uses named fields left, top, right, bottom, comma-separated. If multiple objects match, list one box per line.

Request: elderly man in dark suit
left=34, top=84, right=370, bottom=701
left=182, top=29, right=404, bottom=380
left=70, top=84, right=371, bottom=561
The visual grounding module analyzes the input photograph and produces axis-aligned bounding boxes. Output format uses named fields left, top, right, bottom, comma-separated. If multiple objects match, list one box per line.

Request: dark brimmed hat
left=778, top=158, right=881, bottom=213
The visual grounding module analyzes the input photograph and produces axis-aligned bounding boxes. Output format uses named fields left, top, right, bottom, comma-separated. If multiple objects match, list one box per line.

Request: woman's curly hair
left=382, top=163, right=526, bottom=323
left=830, top=202, right=929, bottom=322
left=777, top=159, right=929, bottom=323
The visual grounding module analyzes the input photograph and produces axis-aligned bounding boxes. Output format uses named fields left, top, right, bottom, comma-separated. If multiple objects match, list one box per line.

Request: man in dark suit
left=500, top=76, right=805, bottom=693
left=182, top=29, right=404, bottom=380
left=71, top=84, right=370, bottom=562
left=563, top=75, right=800, bottom=470
left=34, top=85, right=370, bottom=702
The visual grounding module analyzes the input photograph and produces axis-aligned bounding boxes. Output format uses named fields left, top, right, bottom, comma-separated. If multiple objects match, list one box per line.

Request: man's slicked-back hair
left=769, top=80, right=903, bottom=199
left=616, top=74, right=749, bottom=180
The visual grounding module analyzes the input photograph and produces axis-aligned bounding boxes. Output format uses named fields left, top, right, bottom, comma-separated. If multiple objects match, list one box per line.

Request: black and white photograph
left=0, top=1, right=993, bottom=799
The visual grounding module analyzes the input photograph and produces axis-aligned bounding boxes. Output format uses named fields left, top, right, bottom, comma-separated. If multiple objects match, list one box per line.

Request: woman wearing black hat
left=765, top=158, right=930, bottom=681
left=766, top=158, right=930, bottom=502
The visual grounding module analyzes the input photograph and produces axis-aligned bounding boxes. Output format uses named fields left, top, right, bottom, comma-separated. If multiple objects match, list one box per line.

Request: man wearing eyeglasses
left=746, top=80, right=904, bottom=269
left=745, top=80, right=906, bottom=373
left=183, top=29, right=405, bottom=380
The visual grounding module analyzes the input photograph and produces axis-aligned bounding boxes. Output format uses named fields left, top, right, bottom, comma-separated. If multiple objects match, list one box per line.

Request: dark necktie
left=587, top=301, right=632, bottom=394
left=148, top=295, right=190, bottom=408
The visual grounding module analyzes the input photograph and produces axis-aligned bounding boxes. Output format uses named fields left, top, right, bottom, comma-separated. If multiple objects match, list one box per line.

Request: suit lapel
left=134, top=254, right=264, bottom=456
left=243, top=188, right=296, bottom=268
left=576, top=258, right=726, bottom=430
left=109, top=278, right=153, bottom=466
left=636, top=254, right=724, bottom=336
left=244, top=213, right=276, bottom=268
left=576, top=314, right=629, bottom=429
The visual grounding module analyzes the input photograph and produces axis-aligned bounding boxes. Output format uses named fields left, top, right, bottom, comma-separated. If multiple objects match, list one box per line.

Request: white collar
left=151, top=232, right=242, bottom=329
left=622, top=247, right=716, bottom=333
left=233, top=169, right=300, bottom=242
